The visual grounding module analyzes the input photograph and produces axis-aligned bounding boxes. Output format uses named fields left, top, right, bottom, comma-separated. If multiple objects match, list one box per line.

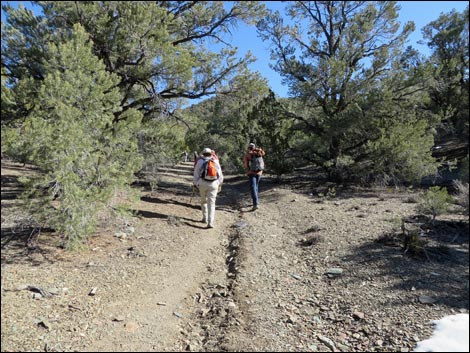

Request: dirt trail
left=1, top=160, right=469, bottom=352
left=85, top=163, right=244, bottom=352
left=1, top=161, right=244, bottom=352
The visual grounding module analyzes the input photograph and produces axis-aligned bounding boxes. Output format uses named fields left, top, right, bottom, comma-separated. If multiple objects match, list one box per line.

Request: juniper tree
left=422, top=7, right=469, bottom=160
left=19, top=24, right=142, bottom=249
left=256, top=1, right=441, bottom=183
left=421, top=8, right=469, bottom=199
left=2, top=1, right=266, bottom=122
left=2, top=1, right=268, bottom=178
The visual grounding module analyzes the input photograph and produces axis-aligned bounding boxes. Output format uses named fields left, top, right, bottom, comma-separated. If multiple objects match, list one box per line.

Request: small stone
left=317, top=335, right=336, bottom=351
left=418, top=295, right=437, bottom=304
left=325, top=268, right=343, bottom=276
left=353, top=311, right=365, bottom=320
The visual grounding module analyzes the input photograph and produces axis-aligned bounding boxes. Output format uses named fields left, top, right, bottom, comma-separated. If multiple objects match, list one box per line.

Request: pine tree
left=18, top=24, right=142, bottom=249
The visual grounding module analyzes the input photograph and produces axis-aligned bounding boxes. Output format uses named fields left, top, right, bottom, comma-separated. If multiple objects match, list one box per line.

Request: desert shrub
left=403, top=227, right=428, bottom=257
left=416, top=186, right=453, bottom=224
left=326, top=187, right=337, bottom=199
left=366, top=120, right=439, bottom=186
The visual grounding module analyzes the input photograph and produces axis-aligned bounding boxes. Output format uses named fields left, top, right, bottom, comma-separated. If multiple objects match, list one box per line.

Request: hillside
left=1, top=160, right=468, bottom=352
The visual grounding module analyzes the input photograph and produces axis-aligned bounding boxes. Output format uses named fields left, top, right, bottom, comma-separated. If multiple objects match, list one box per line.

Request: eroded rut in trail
left=83, top=167, right=254, bottom=352
left=174, top=179, right=250, bottom=352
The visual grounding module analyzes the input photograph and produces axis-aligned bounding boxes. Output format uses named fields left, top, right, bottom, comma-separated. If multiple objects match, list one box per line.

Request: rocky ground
left=1, top=160, right=468, bottom=352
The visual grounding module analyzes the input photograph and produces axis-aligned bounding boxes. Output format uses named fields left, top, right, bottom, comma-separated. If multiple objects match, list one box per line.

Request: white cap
left=202, top=147, right=212, bottom=155
left=248, top=143, right=255, bottom=148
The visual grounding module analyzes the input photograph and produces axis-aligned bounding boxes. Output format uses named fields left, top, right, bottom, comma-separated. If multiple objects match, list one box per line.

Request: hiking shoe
left=207, top=224, right=214, bottom=229
left=201, top=218, right=207, bottom=223
left=252, top=205, right=258, bottom=211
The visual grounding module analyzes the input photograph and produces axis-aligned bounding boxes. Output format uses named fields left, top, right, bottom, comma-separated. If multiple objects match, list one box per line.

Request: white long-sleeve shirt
left=193, top=156, right=223, bottom=186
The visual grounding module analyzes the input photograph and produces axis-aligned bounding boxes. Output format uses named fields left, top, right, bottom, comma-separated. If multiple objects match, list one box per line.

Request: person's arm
left=256, top=148, right=266, bottom=157
left=216, top=160, right=223, bottom=185
left=243, top=152, right=250, bottom=170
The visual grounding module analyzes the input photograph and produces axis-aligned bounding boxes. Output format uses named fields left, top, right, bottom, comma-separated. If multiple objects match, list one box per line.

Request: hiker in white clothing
left=193, top=148, right=223, bottom=228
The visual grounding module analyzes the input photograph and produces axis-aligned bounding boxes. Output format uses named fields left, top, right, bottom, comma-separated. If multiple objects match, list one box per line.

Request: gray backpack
left=249, top=154, right=265, bottom=172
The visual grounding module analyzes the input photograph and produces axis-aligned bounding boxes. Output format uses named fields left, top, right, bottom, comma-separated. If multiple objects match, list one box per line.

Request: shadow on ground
left=339, top=221, right=469, bottom=310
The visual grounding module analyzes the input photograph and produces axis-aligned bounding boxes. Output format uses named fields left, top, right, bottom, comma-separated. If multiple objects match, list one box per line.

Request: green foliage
left=326, top=187, right=337, bottom=199
left=257, top=2, right=414, bottom=165
left=138, top=117, right=187, bottom=174
left=247, top=91, right=296, bottom=176
left=183, top=73, right=270, bottom=172
left=13, top=24, right=142, bottom=249
left=416, top=186, right=453, bottom=224
left=2, top=1, right=267, bottom=121
left=1, top=67, right=14, bottom=120
left=255, top=2, right=451, bottom=185
left=365, top=119, right=439, bottom=185
left=402, top=227, right=428, bottom=258
left=317, top=187, right=337, bottom=201
left=397, top=220, right=428, bottom=258
left=1, top=2, right=271, bottom=249
left=423, top=7, right=469, bottom=147
left=1, top=126, right=23, bottom=160
left=2, top=1, right=268, bottom=191
left=389, top=217, right=405, bottom=232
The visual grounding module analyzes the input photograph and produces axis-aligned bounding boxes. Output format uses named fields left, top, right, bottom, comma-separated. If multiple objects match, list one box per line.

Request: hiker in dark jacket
left=243, top=143, right=265, bottom=211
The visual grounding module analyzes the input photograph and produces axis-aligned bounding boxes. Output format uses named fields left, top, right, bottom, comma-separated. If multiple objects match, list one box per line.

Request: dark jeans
left=248, top=174, right=261, bottom=206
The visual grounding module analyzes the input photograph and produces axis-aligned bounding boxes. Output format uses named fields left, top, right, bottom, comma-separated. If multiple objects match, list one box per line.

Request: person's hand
left=192, top=185, right=199, bottom=193
left=217, top=184, right=222, bottom=193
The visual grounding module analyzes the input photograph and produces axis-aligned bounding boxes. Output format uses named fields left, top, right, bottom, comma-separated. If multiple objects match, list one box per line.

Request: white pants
left=198, top=180, right=219, bottom=226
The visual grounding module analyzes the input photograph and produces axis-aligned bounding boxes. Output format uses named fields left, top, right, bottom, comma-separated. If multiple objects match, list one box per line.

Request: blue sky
left=231, top=1, right=469, bottom=98
left=2, top=1, right=468, bottom=99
